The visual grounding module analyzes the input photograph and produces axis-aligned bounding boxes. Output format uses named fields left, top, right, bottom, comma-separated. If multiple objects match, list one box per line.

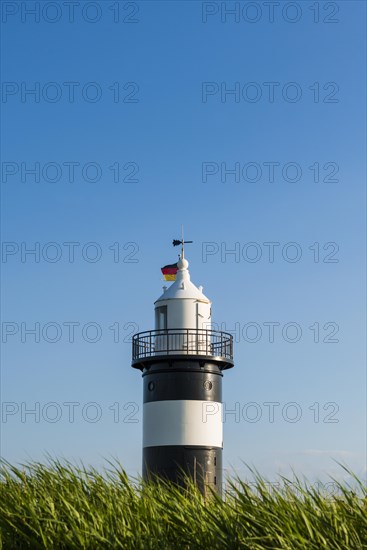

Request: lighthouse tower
left=132, top=245, right=234, bottom=496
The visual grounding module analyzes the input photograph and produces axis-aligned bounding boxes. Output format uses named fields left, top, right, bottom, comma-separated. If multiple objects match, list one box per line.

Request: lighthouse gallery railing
left=132, top=328, right=233, bottom=362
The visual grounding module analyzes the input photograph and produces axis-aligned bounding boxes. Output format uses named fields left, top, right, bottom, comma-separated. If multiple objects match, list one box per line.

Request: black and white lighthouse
left=131, top=243, right=234, bottom=495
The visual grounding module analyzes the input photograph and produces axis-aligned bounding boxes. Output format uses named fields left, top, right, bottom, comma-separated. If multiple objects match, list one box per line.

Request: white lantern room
left=154, top=257, right=211, bottom=331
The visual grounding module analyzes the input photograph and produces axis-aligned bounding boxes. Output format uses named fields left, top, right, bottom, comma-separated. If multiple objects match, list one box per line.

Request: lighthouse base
left=143, top=446, right=222, bottom=496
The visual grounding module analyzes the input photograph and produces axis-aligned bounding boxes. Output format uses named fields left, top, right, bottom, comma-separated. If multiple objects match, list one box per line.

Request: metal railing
left=132, top=328, right=233, bottom=363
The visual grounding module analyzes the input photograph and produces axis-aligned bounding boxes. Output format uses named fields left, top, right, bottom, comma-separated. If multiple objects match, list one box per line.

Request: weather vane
left=172, top=225, right=193, bottom=259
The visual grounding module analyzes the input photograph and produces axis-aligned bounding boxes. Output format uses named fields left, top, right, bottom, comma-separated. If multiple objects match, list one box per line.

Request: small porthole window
left=203, top=380, right=212, bottom=391
left=148, top=381, right=155, bottom=391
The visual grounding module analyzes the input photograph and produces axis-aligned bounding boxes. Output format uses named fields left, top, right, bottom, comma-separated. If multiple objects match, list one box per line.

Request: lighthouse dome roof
left=155, top=258, right=211, bottom=304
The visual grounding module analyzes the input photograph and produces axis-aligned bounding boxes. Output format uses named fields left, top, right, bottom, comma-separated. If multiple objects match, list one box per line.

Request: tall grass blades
left=0, top=459, right=366, bottom=549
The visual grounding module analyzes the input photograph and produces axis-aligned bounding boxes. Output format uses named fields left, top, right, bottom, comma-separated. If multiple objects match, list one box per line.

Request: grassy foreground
left=0, top=460, right=366, bottom=549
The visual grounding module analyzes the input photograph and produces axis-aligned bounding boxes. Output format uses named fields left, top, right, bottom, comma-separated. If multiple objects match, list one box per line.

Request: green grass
left=0, top=459, right=366, bottom=549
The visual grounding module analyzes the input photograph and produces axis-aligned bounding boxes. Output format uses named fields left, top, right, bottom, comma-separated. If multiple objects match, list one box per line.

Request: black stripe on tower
left=143, top=363, right=222, bottom=403
left=143, top=447, right=222, bottom=496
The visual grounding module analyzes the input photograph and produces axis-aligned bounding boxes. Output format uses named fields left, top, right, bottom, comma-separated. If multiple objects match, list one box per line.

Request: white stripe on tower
left=143, top=400, right=223, bottom=448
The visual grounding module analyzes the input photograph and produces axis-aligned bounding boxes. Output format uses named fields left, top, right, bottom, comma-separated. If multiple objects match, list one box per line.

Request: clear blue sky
left=1, top=1, right=366, bottom=485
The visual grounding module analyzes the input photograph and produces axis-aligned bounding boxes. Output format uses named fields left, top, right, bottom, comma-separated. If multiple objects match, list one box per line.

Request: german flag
left=161, top=263, right=178, bottom=281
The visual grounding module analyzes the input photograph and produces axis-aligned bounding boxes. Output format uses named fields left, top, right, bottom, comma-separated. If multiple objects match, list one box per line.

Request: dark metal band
left=143, top=369, right=222, bottom=403
left=143, top=446, right=222, bottom=496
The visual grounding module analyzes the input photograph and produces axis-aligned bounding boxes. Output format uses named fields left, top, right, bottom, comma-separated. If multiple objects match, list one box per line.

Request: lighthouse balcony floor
left=132, top=328, right=234, bottom=370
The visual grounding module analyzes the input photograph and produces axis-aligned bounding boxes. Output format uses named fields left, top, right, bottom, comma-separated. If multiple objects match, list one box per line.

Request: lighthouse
left=131, top=241, right=234, bottom=496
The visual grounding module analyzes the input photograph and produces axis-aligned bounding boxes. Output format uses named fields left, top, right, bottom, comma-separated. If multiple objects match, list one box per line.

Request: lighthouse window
left=155, top=306, right=167, bottom=330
